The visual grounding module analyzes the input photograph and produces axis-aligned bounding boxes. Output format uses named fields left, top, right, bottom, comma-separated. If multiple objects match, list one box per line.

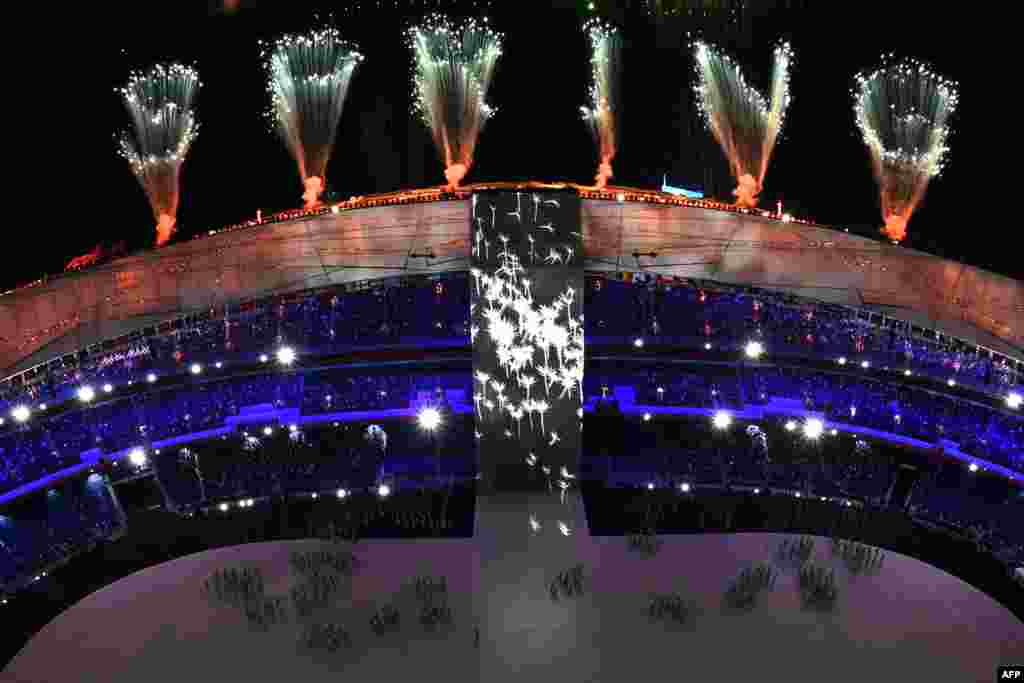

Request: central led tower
left=470, top=189, right=583, bottom=492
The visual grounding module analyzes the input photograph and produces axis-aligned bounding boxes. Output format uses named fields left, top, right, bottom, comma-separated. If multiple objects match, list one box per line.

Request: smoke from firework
left=581, top=20, right=622, bottom=190
left=854, top=59, right=957, bottom=244
left=407, top=15, right=503, bottom=190
left=265, top=28, right=364, bottom=208
left=118, top=63, right=200, bottom=247
left=693, top=41, right=792, bottom=208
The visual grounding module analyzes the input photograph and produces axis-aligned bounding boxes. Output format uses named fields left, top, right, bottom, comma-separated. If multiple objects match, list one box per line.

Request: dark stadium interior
left=4, top=2, right=1024, bottom=681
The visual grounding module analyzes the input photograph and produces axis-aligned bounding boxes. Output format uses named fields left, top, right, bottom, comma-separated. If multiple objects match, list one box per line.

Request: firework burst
left=264, top=27, right=364, bottom=208
left=693, top=40, right=793, bottom=208
left=854, top=58, right=958, bottom=244
left=118, top=64, right=200, bottom=246
left=581, top=20, right=622, bottom=190
left=407, top=14, right=503, bottom=190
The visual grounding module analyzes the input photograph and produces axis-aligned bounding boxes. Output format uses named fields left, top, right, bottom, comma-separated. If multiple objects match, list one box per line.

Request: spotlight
left=263, top=426, right=273, bottom=436
left=147, top=373, right=157, bottom=383
left=647, top=482, right=654, bottom=490
left=103, top=383, right=113, bottom=393
left=845, top=501, right=852, bottom=507
left=744, top=341, right=764, bottom=359
left=418, top=407, right=442, bottom=431
left=378, top=484, right=391, bottom=498
left=128, top=448, right=147, bottom=467
left=837, top=357, right=847, bottom=366
left=968, top=463, right=979, bottom=473
left=1007, top=392, right=1023, bottom=410
left=219, top=503, right=229, bottom=512
left=634, top=338, right=645, bottom=348
left=11, top=405, right=31, bottom=423
left=904, top=369, right=912, bottom=377
left=190, top=363, right=202, bottom=375
left=860, top=361, right=870, bottom=369
left=39, top=404, right=47, bottom=411
left=821, top=496, right=827, bottom=501
left=337, top=488, right=348, bottom=498
left=312, top=493, right=318, bottom=499
left=215, top=361, right=223, bottom=369
left=277, top=346, right=296, bottom=366
left=830, top=429, right=838, bottom=436
left=795, top=492, right=802, bottom=498
left=643, top=412, right=652, bottom=422
left=260, top=354, right=269, bottom=363
left=784, top=420, right=797, bottom=432
left=803, top=418, right=825, bottom=440
left=704, top=342, right=712, bottom=350
left=947, top=379, right=956, bottom=387
left=289, top=424, right=298, bottom=433
left=680, top=483, right=691, bottom=493
left=712, top=411, right=732, bottom=430
left=753, top=488, right=760, bottom=494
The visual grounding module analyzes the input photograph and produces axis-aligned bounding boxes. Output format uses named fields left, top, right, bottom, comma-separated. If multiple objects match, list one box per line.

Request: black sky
left=19, top=1, right=1016, bottom=292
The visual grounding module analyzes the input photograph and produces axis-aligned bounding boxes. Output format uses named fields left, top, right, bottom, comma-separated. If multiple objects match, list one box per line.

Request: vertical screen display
left=470, top=190, right=583, bottom=490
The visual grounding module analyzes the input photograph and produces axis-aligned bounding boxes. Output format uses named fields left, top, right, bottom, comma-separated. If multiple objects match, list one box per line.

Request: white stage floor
left=6, top=492, right=1022, bottom=682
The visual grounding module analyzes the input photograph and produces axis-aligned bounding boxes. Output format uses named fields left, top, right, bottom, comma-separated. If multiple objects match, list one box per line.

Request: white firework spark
left=118, top=63, right=201, bottom=246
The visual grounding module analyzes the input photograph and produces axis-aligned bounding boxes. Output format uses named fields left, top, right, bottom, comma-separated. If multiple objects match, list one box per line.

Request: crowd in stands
left=0, top=274, right=471, bottom=417
left=1, top=475, right=123, bottom=591
left=588, top=362, right=1024, bottom=474
left=586, top=276, right=1022, bottom=395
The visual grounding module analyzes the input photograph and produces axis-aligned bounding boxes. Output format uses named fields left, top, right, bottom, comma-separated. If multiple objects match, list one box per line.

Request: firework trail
left=264, top=28, right=364, bottom=208
left=693, top=41, right=792, bottom=208
left=118, top=64, right=200, bottom=247
left=854, top=58, right=957, bottom=244
left=407, top=15, right=503, bottom=190
left=581, top=20, right=622, bottom=190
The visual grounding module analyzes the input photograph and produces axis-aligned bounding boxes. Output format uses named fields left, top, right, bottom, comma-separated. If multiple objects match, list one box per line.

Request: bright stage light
left=904, top=369, right=912, bottom=377
left=378, top=484, right=391, bottom=498
left=260, top=354, right=269, bottom=363
left=190, top=363, right=202, bottom=375
left=277, top=346, right=296, bottom=366
left=712, top=411, right=732, bottom=430
left=784, top=420, right=797, bottom=432
left=103, top=383, right=113, bottom=393
left=680, top=482, right=691, bottom=493
left=215, top=361, right=223, bottom=369
left=11, top=405, right=31, bottom=423
left=263, top=426, right=273, bottom=436
left=704, top=342, right=712, bottom=350
left=418, top=407, right=442, bottom=431
left=861, top=361, right=870, bottom=369
left=337, top=488, right=348, bottom=498
left=753, top=488, right=760, bottom=494
left=647, top=482, right=654, bottom=490
left=634, top=337, right=644, bottom=348
left=744, top=341, right=764, bottom=359
left=289, top=424, right=298, bottom=433
left=1007, top=392, right=1023, bottom=410
left=147, top=373, right=157, bottom=383
left=803, top=418, right=824, bottom=440
left=837, top=357, right=847, bottom=365
left=78, top=386, right=96, bottom=403
left=643, top=412, right=652, bottom=422
left=947, top=379, right=956, bottom=387
left=219, top=503, right=229, bottom=511
left=968, top=462, right=979, bottom=473
left=128, top=448, right=147, bottom=467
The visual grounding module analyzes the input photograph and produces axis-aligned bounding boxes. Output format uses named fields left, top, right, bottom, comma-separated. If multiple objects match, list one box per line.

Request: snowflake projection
left=470, top=190, right=583, bottom=486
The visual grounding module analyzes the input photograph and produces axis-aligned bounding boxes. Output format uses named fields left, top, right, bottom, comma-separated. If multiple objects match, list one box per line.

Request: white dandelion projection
left=264, top=27, right=364, bottom=208
left=581, top=19, right=623, bottom=190
left=118, top=63, right=201, bottom=247
left=693, top=40, right=793, bottom=208
left=408, top=14, right=503, bottom=190
left=854, top=58, right=958, bottom=244
left=471, top=197, right=583, bottom=451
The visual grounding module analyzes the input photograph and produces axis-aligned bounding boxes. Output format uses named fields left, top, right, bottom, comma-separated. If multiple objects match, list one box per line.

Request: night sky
left=20, top=1, right=1015, bottom=292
